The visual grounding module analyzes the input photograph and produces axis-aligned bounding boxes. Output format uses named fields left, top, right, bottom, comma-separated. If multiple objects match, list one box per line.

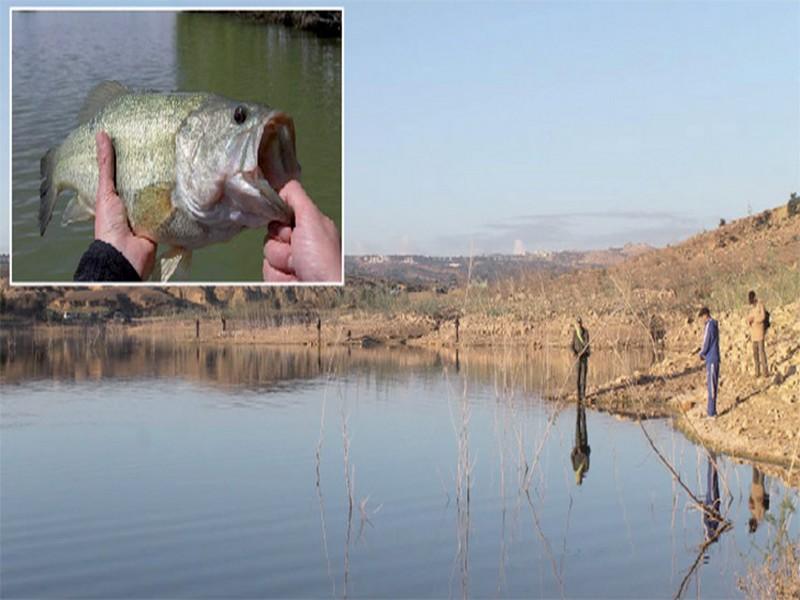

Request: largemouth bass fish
left=40, top=81, right=299, bottom=281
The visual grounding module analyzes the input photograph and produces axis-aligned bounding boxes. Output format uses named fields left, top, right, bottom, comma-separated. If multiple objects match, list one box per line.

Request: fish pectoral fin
left=61, top=194, right=95, bottom=225
left=159, top=247, right=192, bottom=282
left=132, top=183, right=175, bottom=238
left=78, top=81, right=130, bottom=125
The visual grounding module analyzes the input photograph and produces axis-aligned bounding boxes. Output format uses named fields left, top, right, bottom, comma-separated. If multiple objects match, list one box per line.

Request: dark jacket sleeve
left=74, top=240, right=142, bottom=283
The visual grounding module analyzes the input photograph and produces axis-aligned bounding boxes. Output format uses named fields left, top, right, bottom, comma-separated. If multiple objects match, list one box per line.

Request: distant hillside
left=0, top=243, right=655, bottom=320
left=1, top=195, right=797, bottom=326
left=530, top=201, right=800, bottom=320
left=345, top=243, right=654, bottom=288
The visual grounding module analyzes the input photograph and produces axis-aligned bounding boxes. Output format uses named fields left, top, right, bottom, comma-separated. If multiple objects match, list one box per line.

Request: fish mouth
left=258, top=111, right=301, bottom=193
left=223, top=111, right=299, bottom=228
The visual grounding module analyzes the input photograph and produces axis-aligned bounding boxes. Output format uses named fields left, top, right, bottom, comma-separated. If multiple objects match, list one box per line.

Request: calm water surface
left=12, top=11, right=341, bottom=282
left=1, top=330, right=797, bottom=598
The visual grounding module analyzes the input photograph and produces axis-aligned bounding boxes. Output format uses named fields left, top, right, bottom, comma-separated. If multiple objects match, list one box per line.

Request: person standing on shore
left=746, top=290, right=770, bottom=378
left=571, top=317, right=591, bottom=400
left=698, top=307, right=720, bottom=417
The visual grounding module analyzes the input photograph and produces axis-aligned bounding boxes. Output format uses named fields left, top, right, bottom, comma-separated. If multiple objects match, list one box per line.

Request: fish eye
left=233, top=105, right=247, bottom=125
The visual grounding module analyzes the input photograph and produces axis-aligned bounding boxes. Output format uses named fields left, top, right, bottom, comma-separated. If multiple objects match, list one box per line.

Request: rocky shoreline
left=559, top=300, right=800, bottom=487
left=105, top=299, right=800, bottom=487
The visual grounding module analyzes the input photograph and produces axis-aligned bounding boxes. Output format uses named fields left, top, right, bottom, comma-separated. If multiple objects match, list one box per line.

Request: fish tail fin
left=39, top=147, right=60, bottom=236
left=159, top=247, right=193, bottom=282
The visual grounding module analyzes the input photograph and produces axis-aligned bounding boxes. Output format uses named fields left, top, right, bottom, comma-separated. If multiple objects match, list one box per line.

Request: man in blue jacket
left=698, top=307, right=720, bottom=417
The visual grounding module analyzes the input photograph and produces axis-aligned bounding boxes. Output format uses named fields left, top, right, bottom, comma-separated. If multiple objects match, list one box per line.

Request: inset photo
left=10, top=8, right=342, bottom=285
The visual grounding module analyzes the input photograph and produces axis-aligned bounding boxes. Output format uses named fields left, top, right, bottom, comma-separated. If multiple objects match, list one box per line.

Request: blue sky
left=3, top=1, right=798, bottom=255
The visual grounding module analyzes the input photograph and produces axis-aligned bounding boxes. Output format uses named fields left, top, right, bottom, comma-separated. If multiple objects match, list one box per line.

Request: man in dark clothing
left=571, top=317, right=591, bottom=401
left=698, top=307, right=720, bottom=417
left=74, top=240, right=145, bottom=282
left=570, top=397, right=590, bottom=486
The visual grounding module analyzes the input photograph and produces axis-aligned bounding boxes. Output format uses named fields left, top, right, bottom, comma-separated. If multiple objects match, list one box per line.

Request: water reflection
left=571, top=397, right=591, bottom=486
left=673, top=451, right=733, bottom=599
left=2, top=327, right=322, bottom=391
left=1, top=327, right=798, bottom=598
left=748, top=467, right=769, bottom=534
left=703, top=452, right=722, bottom=545
left=0, top=327, right=651, bottom=398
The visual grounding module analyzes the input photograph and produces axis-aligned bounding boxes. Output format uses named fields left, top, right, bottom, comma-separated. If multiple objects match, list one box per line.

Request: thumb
left=279, top=180, right=321, bottom=221
left=95, top=131, right=117, bottom=199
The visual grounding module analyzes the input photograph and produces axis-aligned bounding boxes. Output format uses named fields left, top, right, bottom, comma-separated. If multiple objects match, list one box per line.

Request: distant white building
left=362, top=255, right=387, bottom=264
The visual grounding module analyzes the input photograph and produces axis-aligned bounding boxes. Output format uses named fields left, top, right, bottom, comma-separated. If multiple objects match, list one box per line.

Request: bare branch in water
left=673, top=520, right=732, bottom=600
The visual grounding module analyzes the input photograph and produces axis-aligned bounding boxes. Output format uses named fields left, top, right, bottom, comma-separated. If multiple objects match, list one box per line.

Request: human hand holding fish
left=42, top=81, right=304, bottom=282
left=262, top=181, right=342, bottom=283
left=94, top=132, right=157, bottom=280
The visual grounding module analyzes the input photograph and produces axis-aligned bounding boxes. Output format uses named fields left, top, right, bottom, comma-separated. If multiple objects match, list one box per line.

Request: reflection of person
left=570, top=397, right=590, bottom=485
left=703, top=452, right=722, bottom=543
left=262, top=181, right=342, bottom=283
left=698, top=307, right=720, bottom=417
left=746, top=290, right=770, bottom=378
left=748, top=467, right=770, bottom=533
left=571, top=317, right=590, bottom=400
left=74, top=132, right=156, bottom=282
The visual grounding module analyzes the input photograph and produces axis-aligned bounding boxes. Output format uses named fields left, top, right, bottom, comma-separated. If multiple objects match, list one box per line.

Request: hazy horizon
left=0, top=199, right=785, bottom=259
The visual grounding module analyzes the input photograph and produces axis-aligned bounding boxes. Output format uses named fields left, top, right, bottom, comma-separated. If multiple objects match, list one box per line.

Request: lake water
left=11, top=11, right=341, bottom=282
left=1, top=329, right=797, bottom=598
